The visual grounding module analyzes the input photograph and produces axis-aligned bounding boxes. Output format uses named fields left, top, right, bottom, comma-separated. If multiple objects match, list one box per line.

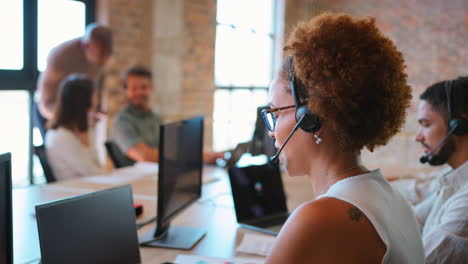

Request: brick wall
left=97, top=0, right=153, bottom=116
left=97, top=0, right=467, bottom=173
left=284, top=0, right=468, bottom=175
left=97, top=0, right=217, bottom=149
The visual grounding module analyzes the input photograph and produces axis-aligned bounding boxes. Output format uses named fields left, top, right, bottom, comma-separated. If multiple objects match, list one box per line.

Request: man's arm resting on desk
left=126, top=143, right=225, bottom=165
left=127, top=143, right=159, bottom=163
left=203, top=151, right=225, bottom=165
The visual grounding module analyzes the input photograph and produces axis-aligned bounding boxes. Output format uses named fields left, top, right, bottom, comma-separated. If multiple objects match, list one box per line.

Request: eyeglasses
left=261, top=105, right=296, bottom=131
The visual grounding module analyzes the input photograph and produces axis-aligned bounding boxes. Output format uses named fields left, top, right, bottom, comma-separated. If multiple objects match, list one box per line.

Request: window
left=0, top=0, right=94, bottom=187
left=38, top=0, right=86, bottom=71
left=213, top=0, right=276, bottom=151
left=0, top=91, right=30, bottom=186
left=0, top=1, right=24, bottom=70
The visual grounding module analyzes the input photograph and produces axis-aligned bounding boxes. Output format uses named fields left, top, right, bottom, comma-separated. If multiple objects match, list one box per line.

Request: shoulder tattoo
left=348, top=207, right=362, bottom=222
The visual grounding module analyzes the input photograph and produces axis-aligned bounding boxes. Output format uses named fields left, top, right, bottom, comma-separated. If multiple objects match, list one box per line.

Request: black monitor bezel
left=0, top=152, right=13, bottom=264
left=156, top=116, right=204, bottom=234
left=35, top=184, right=141, bottom=264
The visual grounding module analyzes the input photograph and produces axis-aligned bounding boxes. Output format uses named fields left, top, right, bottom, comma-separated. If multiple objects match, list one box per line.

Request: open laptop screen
left=35, top=185, right=141, bottom=264
left=228, top=164, right=287, bottom=223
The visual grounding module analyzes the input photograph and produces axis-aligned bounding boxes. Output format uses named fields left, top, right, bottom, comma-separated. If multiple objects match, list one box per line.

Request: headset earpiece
left=289, top=58, right=321, bottom=133
left=295, top=105, right=321, bottom=133
left=449, top=118, right=468, bottom=136
left=445, top=80, right=468, bottom=136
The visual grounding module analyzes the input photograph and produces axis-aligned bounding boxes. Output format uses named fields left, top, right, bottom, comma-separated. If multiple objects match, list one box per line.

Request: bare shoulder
left=45, top=38, right=81, bottom=71
left=265, top=197, right=386, bottom=264
left=281, top=197, right=370, bottom=241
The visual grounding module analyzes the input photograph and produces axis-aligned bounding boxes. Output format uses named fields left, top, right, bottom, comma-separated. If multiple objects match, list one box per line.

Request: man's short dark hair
left=420, top=76, right=468, bottom=122
left=121, top=65, right=152, bottom=89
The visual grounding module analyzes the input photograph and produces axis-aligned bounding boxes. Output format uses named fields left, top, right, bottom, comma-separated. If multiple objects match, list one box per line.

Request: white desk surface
left=13, top=163, right=314, bottom=263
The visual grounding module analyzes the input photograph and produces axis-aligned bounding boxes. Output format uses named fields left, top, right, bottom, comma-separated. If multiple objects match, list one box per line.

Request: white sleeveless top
left=317, top=169, right=425, bottom=264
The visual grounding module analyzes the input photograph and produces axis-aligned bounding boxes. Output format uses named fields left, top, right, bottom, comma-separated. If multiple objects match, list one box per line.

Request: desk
left=13, top=163, right=314, bottom=263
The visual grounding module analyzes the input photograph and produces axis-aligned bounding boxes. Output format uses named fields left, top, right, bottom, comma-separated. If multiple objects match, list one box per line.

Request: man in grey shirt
left=34, top=23, right=113, bottom=138
left=111, top=65, right=224, bottom=164
left=111, top=65, right=161, bottom=162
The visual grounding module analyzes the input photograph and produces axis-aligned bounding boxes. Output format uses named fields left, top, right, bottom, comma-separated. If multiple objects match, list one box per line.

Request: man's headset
left=446, top=79, right=468, bottom=136
left=420, top=78, right=468, bottom=163
left=268, top=58, right=321, bottom=166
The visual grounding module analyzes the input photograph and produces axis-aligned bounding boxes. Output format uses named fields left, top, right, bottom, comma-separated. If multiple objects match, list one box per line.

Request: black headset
left=445, top=79, right=468, bottom=136
left=288, top=58, right=321, bottom=133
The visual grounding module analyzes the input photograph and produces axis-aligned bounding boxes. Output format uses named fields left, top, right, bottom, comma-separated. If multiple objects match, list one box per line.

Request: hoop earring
left=314, top=132, right=322, bottom=144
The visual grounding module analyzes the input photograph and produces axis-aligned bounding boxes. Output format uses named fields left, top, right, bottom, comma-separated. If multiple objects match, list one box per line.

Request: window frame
left=0, top=0, right=95, bottom=185
left=213, top=0, right=278, bottom=150
left=214, top=0, right=278, bottom=90
left=0, top=0, right=96, bottom=90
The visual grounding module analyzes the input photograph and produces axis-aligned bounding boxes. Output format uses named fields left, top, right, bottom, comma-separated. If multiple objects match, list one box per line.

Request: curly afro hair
left=284, top=12, right=412, bottom=152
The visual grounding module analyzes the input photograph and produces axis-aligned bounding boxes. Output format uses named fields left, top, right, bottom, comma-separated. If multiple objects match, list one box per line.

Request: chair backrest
left=34, top=145, right=56, bottom=183
left=104, top=141, right=136, bottom=168
left=0, top=152, right=13, bottom=264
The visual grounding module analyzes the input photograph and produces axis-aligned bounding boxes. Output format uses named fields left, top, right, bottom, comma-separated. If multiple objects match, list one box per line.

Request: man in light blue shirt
left=411, top=77, right=468, bottom=263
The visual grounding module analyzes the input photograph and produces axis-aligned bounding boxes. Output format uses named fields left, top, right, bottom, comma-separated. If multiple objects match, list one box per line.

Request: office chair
left=104, top=141, right=136, bottom=168
left=34, top=145, right=57, bottom=183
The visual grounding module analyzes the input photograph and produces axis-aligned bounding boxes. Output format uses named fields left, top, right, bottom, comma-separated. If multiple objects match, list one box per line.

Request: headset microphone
left=419, top=124, right=458, bottom=164
left=268, top=115, right=305, bottom=167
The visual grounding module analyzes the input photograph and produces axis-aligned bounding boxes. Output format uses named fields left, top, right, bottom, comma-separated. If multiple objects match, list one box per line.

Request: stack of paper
left=174, top=254, right=265, bottom=264
left=237, top=233, right=276, bottom=257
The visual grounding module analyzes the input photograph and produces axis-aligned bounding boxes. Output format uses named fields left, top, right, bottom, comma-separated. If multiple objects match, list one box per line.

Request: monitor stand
left=139, top=225, right=206, bottom=250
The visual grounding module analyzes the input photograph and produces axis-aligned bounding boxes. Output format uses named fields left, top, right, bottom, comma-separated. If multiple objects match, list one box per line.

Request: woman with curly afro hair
left=263, top=13, right=424, bottom=263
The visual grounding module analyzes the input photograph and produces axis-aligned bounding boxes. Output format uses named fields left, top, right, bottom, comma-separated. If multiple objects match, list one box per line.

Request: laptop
left=228, top=164, right=289, bottom=235
left=220, top=141, right=251, bottom=168
left=35, top=185, right=141, bottom=264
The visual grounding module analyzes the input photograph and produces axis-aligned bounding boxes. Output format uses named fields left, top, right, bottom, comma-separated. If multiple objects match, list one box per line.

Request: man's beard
left=428, top=136, right=456, bottom=166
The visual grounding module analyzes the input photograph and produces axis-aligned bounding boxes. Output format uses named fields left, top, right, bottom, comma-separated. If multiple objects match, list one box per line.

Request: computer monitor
left=0, top=153, right=12, bottom=264
left=140, top=116, right=206, bottom=250
left=35, top=185, right=141, bottom=264
left=249, top=105, right=276, bottom=157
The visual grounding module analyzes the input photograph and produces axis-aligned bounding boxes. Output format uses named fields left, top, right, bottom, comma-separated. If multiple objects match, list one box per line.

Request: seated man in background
left=110, top=65, right=224, bottom=164
left=402, top=76, right=468, bottom=263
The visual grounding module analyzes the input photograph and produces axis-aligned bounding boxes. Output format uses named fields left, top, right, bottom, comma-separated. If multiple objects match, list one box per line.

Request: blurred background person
left=46, top=74, right=105, bottom=181
left=34, top=23, right=113, bottom=139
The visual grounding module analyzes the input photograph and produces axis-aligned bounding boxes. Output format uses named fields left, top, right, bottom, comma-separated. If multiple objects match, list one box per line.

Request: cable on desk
left=136, top=215, right=157, bottom=229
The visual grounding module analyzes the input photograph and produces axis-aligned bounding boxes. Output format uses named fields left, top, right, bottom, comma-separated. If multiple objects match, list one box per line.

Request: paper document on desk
left=237, top=233, right=276, bottom=257
left=84, top=162, right=158, bottom=185
left=175, top=254, right=264, bottom=264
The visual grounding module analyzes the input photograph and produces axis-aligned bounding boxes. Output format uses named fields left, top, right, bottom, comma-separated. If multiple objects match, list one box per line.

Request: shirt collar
left=440, top=161, right=468, bottom=188
left=126, top=103, right=152, bottom=117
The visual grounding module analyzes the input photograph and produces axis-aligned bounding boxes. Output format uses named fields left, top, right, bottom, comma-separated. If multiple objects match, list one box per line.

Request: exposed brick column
left=97, top=0, right=217, bottom=150
left=97, top=0, right=153, bottom=116
left=152, top=0, right=217, bottom=149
